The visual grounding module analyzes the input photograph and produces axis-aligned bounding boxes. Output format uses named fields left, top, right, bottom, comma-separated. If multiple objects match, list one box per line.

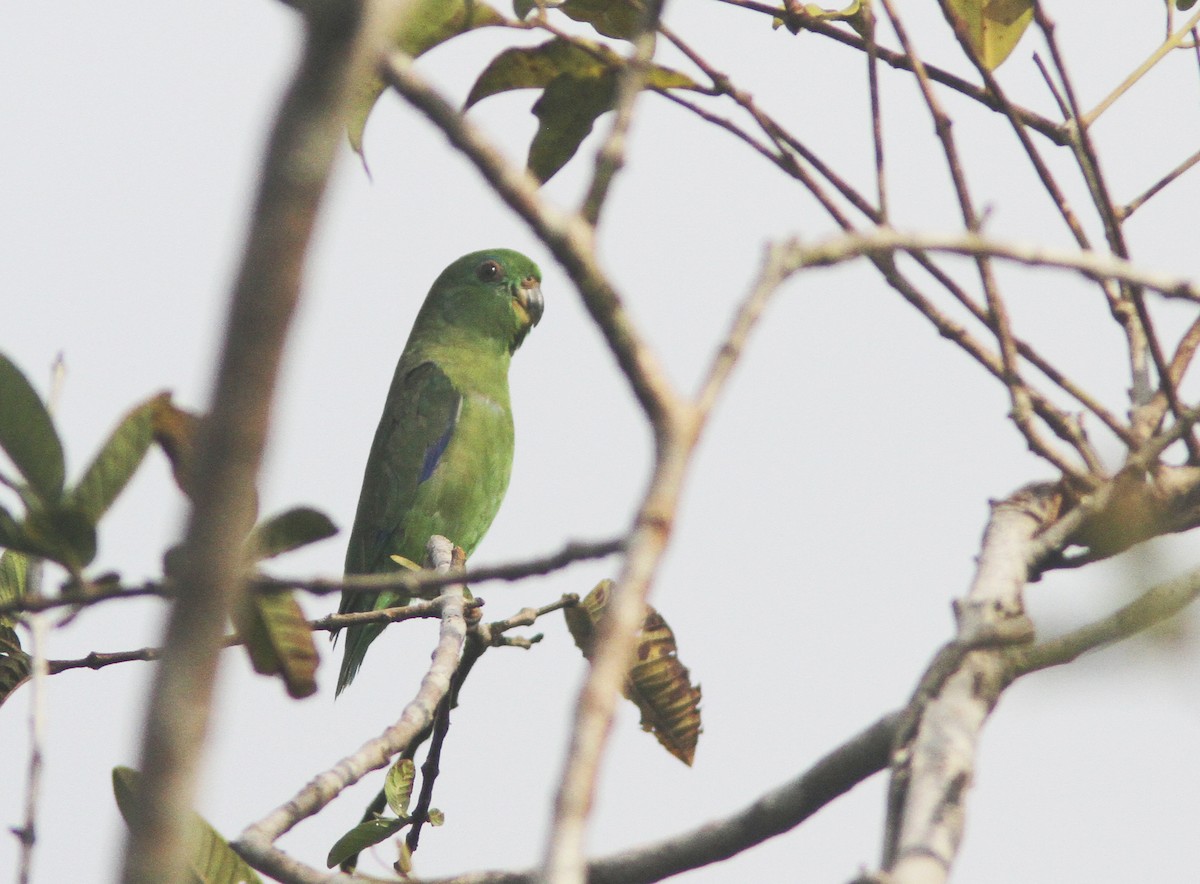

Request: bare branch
left=119, top=4, right=387, bottom=879
left=777, top=229, right=1200, bottom=304
left=1012, top=565, right=1200, bottom=674
left=888, top=0, right=1083, bottom=477
left=578, top=0, right=663, bottom=225
left=1118, top=147, right=1200, bottom=221
left=711, top=0, right=1068, bottom=144
left=0, top=537, right=621, bottom=619
left=881, top=486, right=1056, bottom=883
left=235, top=537, right=468, bottom=880
left=1081, top=6, right=1200, bottom=127
left=412, top=713, right=899, bottom=884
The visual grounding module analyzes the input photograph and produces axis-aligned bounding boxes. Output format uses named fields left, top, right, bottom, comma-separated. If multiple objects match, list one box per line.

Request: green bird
left=334, top=249, right=543, bottom=694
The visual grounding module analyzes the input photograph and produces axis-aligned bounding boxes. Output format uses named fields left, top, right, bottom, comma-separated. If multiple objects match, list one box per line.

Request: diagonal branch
left=234, top=537, right=468, bottom=881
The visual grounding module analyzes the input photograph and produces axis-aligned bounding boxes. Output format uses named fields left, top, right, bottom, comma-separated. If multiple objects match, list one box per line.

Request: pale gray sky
left=3, top=1, right=1200, bottom=881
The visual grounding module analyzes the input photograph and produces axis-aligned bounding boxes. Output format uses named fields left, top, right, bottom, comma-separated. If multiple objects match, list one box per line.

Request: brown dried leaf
left=565, top=579, right=702, bottom=765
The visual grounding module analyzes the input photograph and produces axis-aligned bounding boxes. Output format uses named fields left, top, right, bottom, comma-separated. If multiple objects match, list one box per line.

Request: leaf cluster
left=0, top=351, right=338, bottom=705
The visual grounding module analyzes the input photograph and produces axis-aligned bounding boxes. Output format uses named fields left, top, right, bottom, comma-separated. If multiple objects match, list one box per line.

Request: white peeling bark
left=887, top=485, right=1054, bottom=884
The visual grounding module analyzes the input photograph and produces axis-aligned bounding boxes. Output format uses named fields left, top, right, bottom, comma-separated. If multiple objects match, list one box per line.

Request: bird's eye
left=476, top=260, right=503, bottom=282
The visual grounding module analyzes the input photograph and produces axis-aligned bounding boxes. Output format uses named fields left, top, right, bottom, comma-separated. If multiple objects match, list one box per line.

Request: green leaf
left=465, top=37, right=697, bottom=106
left=244, top=507, right=337, bottom=563
left=150, top=394, right=202, bottom=498
left=22, top=505, right=97, bottom=571
left=1179, top=0, right=1198, bottom=10
left=0, top=504, right=96, bottom=571
left=326, top=817, right=407, bottom=869
left=0, top=353, right=64, bottom=503
left=69, top=393, right=162, bottom=523
left=944, top=0, right=1033, bottom=70
left=112, top=767, right=265, bottom=884
left=0, top=626, right=30, bottom=709
left=529, top=72, right=617, bottom=182
left=384, top=757, right=416, bottom=818
left=466, top=38, right=698, bottom=181
left=0, top=550, right=28, bottom=629
left=559, top=0, right=646, bottom=39
left=233, top=590, right=319, bottom=699
left=348, top=0, right=505, bottom=156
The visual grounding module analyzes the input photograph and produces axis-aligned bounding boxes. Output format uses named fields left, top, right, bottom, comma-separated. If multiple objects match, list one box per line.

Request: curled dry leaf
left=565, top=579, right=702, bottom=765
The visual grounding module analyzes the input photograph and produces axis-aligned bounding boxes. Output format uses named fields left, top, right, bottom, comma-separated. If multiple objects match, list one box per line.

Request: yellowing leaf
left=150, top=394, right=202, bottom=499
left=0, top=550, right=27, bottom=628
left=565, top=580, right=702, bottom=765
left=384, top=757, right=415, bottom=818
left=234, top=589, right=319, bottom=699
left=944, top=0, right=1034, bottom=70
left=626, top=606, right=702, bottom=765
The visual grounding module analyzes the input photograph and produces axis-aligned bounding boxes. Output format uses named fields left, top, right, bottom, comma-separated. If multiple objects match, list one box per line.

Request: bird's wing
left=342, top=360, right=462, bottom=590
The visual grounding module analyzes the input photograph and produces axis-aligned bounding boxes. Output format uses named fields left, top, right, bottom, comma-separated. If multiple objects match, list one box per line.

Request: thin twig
left=1117, top=147, right=1200, bottom=221
left=891, top=0, right=1081, bottom=476
left=1081, top=5, right=1200, bottom=127
left=16, top=353, right=66, bottom=884
left=0, top=537, right=622, bottom=618
left=710, top=0, right=1068, bottom=144
left=1036, top=2, right=1192, bottom=451
left=863, top=0, right=888, bottom=220
left=658, top=23, right=880, bottom=224
left=406, top=694, right=451, bottom=855
left=1011, top=564, right=1200, bottom=674
left=578, top=0, right=662, bottom=226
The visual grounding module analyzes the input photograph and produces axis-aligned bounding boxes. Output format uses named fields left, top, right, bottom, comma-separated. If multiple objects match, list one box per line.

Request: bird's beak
left=516, top=278, right=544, bottom=327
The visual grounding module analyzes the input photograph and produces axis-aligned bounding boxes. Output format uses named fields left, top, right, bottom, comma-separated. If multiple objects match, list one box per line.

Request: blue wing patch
left=420, top=420, right=455, bottom=483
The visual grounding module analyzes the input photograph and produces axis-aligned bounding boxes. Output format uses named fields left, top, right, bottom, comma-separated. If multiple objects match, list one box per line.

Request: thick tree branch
left=119, top=4, right=379, bottom=880
left=880, top=486, right=1056, bottom=883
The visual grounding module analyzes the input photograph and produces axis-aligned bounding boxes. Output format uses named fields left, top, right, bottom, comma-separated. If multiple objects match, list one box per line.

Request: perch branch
left=234, top=537, right=467, bottom=880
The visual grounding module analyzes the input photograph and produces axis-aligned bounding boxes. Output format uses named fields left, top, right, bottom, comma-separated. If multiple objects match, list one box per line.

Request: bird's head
left=423, top=249, right=544, bottom=353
